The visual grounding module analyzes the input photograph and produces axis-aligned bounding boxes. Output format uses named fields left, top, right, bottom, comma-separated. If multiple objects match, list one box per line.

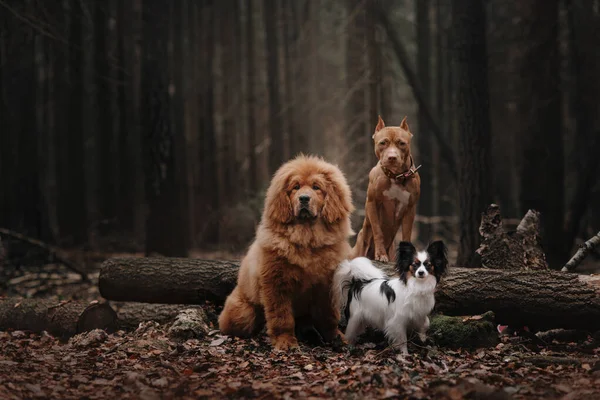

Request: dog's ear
left=265, top=174, right=294, bottom=224
left=372, top=115, right=385, bottom=139
left=400, top=116, right=412, bottom=136
left=396, top=241, right=416, bottom=283
left=322, top=170, right=354, bottom=224
left=427, top=240, right=449, bottom=279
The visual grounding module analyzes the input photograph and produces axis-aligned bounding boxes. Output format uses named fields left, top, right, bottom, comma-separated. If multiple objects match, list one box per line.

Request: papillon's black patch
left=396, top=241, right=416, bottom=284
left=379, top=280, right=396, bottom=304
left=426, top=240, right=449, bottom=282
left=344, top=278, right=375, bottom=321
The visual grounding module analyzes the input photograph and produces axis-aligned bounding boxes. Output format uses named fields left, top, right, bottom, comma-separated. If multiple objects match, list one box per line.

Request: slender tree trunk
left=417, top=0, right=433, bottom=239
left=141, top=1, right=187, bottom=256
left=96, top=1, right=113, bottom=224
left=516, top=0, right=564, bottom=268
left=245, top=1, right=259, bottom=193
left=346, top=0, right=367, bottom=170
left=83, top=0, right=99, bottom=246
left=121, top=0, right=146, bottom=245
left=170, top=0, right=191, bottom=252
left=283, top=0, right=298, bottom=158
left=452, top=0, right=493, bottom=267
left=264, top=0, right=284, bottom=174
left=198, top=1, right=219, bottom=245
left=40, top=22, right=59, bottom=241
left=61, top=0, right=88, bottom=245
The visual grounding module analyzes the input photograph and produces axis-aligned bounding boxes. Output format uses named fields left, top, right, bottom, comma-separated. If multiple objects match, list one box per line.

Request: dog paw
left=375, top=253, right=389, bottom=263
left=272, top=334, right=299, bottom=351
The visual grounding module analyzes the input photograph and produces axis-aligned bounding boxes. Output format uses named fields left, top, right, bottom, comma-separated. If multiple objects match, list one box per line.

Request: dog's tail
left=333, top=257, right=387, bottom=313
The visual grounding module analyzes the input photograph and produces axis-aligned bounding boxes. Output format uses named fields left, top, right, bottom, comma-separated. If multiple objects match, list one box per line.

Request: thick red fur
left=218, top=155, right=354, bottom=350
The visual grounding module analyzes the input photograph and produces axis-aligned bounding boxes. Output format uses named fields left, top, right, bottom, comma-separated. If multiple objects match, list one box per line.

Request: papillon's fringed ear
left=396, top=241, right=416, bottom=283
left=427, top=240, right=448, bottom=279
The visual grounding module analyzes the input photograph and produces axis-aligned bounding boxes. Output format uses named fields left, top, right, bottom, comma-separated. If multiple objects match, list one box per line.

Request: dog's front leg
left=261, top=275, right=298, bottom=351
left=312, top=285, right=344, bottom=344
left=401, top=204, right=417, bottom=242
left=418, top=316, right=430, bottom=343
left=365, top=192, right=388, bottom=262
left=386, top=318, right=409, bottom=354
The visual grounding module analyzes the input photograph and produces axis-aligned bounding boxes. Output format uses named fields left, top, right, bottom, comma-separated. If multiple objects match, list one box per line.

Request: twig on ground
left=0, top=228, right=88, bottom=282
left=562, top=231, right=600, bottom=272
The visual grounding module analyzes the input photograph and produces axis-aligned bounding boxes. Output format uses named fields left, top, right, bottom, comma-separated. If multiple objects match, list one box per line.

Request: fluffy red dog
left=218, top=155, right=354, bottom=350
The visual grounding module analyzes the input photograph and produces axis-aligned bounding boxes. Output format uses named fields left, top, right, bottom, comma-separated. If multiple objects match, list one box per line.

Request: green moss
left=429, top=311, right=499, bottom=349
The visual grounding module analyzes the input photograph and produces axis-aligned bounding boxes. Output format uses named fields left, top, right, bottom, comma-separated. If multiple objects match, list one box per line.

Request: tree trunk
left=99, top=257, right=600, bottom=332
left=197, top=1, right=219, bottom=245
left=245, top=1, right=259, bottom=193
left=345, top=0, right=367, bottom=171
left=0, top=299, right=117, bottom=339
left=451, top=0, right=493, bottom=267
left=416, top=0, right=433, bottom=228
left=141, top=2, right=187, bottom=256
left=119, top=0, right=145, bottom=245
left=264, top=0, right=284, bottom=174
left=516, top=0, right=564, bottom=268
left=61, top=0, right=88, bottom=246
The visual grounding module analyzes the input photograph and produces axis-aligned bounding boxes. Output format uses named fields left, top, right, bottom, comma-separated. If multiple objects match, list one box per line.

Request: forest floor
left=1, top=250, right=600, bottom=399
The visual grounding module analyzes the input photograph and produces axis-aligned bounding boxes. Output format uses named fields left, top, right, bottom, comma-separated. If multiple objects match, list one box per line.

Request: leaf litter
left=1, top=305, right=600, bottom=400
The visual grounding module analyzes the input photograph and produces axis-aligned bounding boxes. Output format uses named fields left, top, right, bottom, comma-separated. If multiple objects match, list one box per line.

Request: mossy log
left=100, top=257, right=600, bottom=332
left=429, top=312, right=499, bottom=349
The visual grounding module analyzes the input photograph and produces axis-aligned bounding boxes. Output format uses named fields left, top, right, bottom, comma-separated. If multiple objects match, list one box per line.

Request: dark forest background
left=1, top=0, right=599, bottom=269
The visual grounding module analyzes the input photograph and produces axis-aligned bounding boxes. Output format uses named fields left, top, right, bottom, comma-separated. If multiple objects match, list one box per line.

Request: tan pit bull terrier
left=353, top=116, right=421, bottom=262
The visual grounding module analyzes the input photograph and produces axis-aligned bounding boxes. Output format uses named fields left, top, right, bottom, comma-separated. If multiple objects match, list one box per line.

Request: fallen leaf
left=210, top=337, right=227, bottom=346
left=554, top=384, right=572, bottom=393
left=304, top=364, right=314, bottom=371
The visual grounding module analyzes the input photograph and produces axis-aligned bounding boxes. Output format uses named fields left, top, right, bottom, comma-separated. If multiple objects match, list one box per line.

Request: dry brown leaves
left=1, top=307, right=600, bottom=400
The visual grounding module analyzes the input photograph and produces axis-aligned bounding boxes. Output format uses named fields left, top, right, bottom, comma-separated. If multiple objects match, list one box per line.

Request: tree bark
left=100, top=257, right=600, bottom=332
left=515, top=0, right=564, bottom=267
left=345, top=0, right=368, bottom=170
left=141, top=1, right=188, bottom=257
left=245, top=1, right=259, bottom=193
left=451, top=0, right=493, bottom=267
left=110, top=302, right=207, bottom=330
left=264, top=0, right=284, bottom=174
left=416, top=0, right=433, bottom=223
left=0, top=299, right=117, bottom=339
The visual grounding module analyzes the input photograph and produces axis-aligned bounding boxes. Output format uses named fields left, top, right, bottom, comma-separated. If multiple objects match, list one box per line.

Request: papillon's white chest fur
left=334, top=241, right=448, bottom=354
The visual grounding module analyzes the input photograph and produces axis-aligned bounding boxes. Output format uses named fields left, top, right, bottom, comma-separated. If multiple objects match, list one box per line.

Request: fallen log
left=0, top=298, right=117, bottom=339
left=100, top=257, right=600, bottom=332
left=110, top=302, right=210, bottom=330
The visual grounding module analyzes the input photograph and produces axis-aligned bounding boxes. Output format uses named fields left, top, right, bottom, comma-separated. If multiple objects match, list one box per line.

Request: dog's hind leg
left=218, top=287, right=264, bottom=338
left=386, top=319, right=409, bottom=354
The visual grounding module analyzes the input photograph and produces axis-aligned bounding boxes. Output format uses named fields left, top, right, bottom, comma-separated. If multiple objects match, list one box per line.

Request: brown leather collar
left=380, top=156, right=422, bottom=183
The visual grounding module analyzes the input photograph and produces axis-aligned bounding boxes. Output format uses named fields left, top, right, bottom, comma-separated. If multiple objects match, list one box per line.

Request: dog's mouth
left=382, top=159, right=405, bottom=174
left=296, top=206, right=316, bottom=221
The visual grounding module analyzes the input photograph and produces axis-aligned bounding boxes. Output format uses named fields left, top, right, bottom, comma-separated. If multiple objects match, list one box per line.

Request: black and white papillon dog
left=334, top=241, right=448, bottom=354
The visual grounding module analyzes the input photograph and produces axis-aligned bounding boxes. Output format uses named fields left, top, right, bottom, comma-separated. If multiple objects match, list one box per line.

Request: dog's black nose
left=299, top=195, right=310, bottom=204
left=417, top=270, right=425, bottom=277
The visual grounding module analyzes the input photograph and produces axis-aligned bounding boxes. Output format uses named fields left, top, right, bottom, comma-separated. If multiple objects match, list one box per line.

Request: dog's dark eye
left=379, top=141, right=386, bottom=145
left=293, top=184, right=300, bottom=190
left=398, top=142, right=406, bottom=147
left=313, top=184, right=320, bottom=191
